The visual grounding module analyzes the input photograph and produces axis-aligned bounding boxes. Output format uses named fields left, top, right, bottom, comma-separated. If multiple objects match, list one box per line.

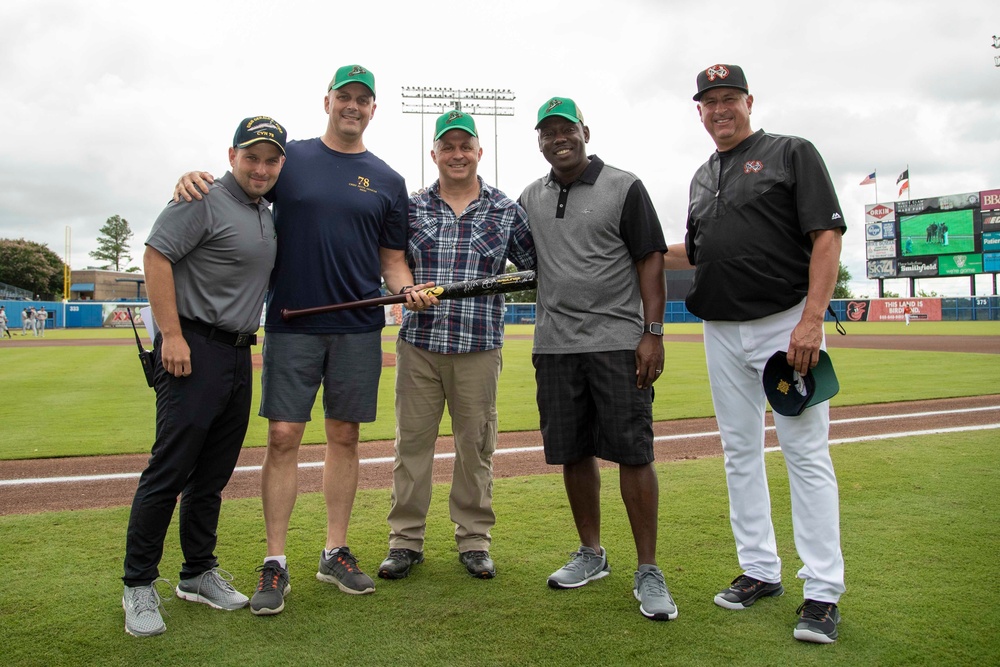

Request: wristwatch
left=645, top=322, right=664, bottom=336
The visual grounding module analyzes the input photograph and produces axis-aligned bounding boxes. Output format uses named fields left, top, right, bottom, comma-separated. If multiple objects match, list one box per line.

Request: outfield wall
left=3, top=296, right=999, bottom=330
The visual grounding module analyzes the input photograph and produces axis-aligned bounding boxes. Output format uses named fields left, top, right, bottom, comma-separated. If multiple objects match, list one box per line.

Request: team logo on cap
left=348, top=66, right=368, bottom=77
left=743, top=160, right=763, bottom=174
left=545, top=98, right=563, bottom=112
left=706, top=65, right=730, bottom=81
left=246, top=119, right=283, bottom=135
left=446, top=111, right=464, bottom=124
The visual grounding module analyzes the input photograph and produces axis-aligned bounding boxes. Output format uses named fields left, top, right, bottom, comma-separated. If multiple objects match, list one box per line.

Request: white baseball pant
left=703, top=300, right=845, bottom=603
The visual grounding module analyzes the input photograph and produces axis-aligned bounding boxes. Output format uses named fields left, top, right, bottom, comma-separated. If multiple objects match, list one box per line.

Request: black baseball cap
left=762, top=350, right=839, bottom=417
left=233, top=116, right=287, bottom=155
left=693, top=64, right=749, bottom=101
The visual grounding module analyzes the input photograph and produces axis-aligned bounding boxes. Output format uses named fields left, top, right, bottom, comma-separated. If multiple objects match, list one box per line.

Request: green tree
left=833, top=261, right=853, bottom=299
left=504, top=262, right=537, bottom=303
left=0, top=238, right=66, bottom=299
left=90, top=215, right=135, bottom=271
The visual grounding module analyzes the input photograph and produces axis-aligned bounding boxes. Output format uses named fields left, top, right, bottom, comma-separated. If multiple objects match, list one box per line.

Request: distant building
left=70, top=268, right=147, bottom=301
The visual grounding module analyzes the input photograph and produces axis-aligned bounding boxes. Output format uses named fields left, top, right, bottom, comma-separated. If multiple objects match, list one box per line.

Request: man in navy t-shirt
left=174, top=65, right=434, bottom=614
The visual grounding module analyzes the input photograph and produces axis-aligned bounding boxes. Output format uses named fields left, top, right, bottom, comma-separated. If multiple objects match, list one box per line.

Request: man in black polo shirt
left=665, top=64, right=847, bottom=643
left=121, top=117, right=286, bottom=637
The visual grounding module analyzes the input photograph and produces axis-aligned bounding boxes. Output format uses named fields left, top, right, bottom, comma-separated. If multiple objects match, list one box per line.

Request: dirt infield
left=2, top=394, right=997, bottom=516
left=1, top=331, right=997, bottom=516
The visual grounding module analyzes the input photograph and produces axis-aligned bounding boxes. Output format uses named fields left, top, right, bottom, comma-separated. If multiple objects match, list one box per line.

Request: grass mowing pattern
left=2, top=334, right=999, bottom=459
left=0, top=430, right=996, bottom=666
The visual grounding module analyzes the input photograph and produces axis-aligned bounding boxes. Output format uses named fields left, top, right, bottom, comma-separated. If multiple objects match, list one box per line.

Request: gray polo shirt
left=519, top=156, right=666, bottom=354
left=145, top=171, right=276, bottom=333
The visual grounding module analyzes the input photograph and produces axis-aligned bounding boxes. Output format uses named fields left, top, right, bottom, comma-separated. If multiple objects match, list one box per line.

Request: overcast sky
left=3, top=0, right=998, bottom=297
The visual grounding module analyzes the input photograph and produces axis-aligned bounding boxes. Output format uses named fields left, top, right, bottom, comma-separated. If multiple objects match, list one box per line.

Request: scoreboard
left=865, top=188, right=1000, bottom=279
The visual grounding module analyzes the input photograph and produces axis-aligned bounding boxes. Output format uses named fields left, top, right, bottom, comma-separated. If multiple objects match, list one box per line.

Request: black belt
left=179, top=317, right=257, bottom=347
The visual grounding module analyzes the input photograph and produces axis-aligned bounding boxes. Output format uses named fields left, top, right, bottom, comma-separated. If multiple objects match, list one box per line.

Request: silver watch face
left=647, top=322, right=663, bottom=335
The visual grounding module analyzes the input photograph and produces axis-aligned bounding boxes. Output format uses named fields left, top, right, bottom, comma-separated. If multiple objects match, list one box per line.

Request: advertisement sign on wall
left=866, top=239, right=896, bottom=259
left=981, top=188, right=1000, bottom=211
left=897, top=257, right=939, bottom=277
left=937, top=254, right=983, bottom=276
left=866, top=259, right=896, bottom=278
left=865, top=203, right=895, bottom=223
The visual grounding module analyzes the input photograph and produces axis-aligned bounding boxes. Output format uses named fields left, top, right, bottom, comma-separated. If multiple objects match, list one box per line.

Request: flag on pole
left=897, top=168, right=910, bottom=197
left=859, top=172, right=876, bottom=186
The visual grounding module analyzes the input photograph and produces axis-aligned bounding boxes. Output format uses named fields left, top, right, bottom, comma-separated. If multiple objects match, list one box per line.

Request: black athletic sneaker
left=316, top=547, right=375, bottom=594
left=250, top=560, right=290, bottom=616
left=794, top=599, right=841, bottom=643
left=378, top=548, right=424, bottom=580
left=714, top=574, right=784, bottom=610
left=459, top=550, right=496, bottom=579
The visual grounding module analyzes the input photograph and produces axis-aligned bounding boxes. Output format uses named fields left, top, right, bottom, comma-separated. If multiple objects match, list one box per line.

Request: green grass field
left=1, top=324, right=998, bottom=665
left=1, top=322, right=998, bottom=459
left=0, top=430, right=996, bottom=666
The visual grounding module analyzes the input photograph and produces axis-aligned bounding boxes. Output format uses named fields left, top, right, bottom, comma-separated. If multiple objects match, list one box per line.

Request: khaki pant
left=387, top=339, right=501, bottom=552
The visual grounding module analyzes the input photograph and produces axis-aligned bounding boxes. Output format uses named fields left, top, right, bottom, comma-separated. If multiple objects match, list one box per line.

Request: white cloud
left=2, top=0, right=998, bottom=296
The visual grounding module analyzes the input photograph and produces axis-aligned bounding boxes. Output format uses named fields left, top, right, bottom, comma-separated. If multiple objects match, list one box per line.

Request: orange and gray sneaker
left=316, top=546, right=375, bottom=594
left=250, top=560, right=290, bottom=616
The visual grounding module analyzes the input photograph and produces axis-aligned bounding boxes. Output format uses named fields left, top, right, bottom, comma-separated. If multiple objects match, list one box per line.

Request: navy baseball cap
left=694, top=64, right=749, bottom=101
left=233, top=116, right=287, bottom=155
left=762, top=350, right=839, bottom=417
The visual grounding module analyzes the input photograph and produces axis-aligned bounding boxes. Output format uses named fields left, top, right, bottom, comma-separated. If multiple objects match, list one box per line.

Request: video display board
left=864, top=188, right=999, bottom=279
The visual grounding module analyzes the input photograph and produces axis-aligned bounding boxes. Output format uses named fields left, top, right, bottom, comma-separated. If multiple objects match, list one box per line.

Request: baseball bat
left=280, top=270, right=537, bottom=321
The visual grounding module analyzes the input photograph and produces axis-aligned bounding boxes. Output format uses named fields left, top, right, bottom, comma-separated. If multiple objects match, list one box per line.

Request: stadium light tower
left=401, top=86, right=515, bottom=189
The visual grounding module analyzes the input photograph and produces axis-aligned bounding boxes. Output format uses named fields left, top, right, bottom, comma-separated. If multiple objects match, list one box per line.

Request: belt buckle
left=235, top=333, right=249, bottom=347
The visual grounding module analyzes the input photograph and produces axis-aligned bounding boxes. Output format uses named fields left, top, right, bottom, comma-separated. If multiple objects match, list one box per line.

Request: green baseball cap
left=535, top=97, right=585, bottom=129
left=762, top=350, right=840, bottom=417
left=434, top=110, right=478, bottom=140
left=329, top=64, right=376, bottom=98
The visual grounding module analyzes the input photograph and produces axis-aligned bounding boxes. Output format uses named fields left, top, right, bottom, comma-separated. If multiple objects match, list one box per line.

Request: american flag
left=859, top=172, right=876, bottom=186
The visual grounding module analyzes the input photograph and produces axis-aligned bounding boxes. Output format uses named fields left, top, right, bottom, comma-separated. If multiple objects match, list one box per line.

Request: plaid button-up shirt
left=400, top=178, right=535, bottom=354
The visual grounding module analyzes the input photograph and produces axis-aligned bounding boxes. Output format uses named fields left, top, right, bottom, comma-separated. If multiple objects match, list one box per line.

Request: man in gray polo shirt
left=519, top=97, right=673, bottom=621
left=121, top=116, right=286, bottom=637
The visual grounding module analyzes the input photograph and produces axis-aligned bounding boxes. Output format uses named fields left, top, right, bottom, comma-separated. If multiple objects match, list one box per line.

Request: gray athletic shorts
left=533, top=350, right=654, bottom=466
left=259, top=331, right=383, bottom=423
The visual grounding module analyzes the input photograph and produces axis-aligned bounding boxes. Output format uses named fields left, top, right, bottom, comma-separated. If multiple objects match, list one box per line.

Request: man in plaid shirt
left=378, top=110, right=535, bottom=581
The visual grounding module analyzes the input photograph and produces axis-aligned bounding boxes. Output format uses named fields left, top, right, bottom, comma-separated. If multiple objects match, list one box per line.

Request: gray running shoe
left=633, top=564, right=678, bottom=621
left=547, top=546, right=610, bottom=589
left=122, top=580, right=169, bottom=637
left=316, top=547, right=375, bottom=594
left=175, top=567, right=248, bottom=611
left=250, top=560, right=290, bottom=616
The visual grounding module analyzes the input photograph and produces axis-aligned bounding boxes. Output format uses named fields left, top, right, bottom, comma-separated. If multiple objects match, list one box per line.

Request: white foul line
left=2, top=407, right=998, bottom=488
